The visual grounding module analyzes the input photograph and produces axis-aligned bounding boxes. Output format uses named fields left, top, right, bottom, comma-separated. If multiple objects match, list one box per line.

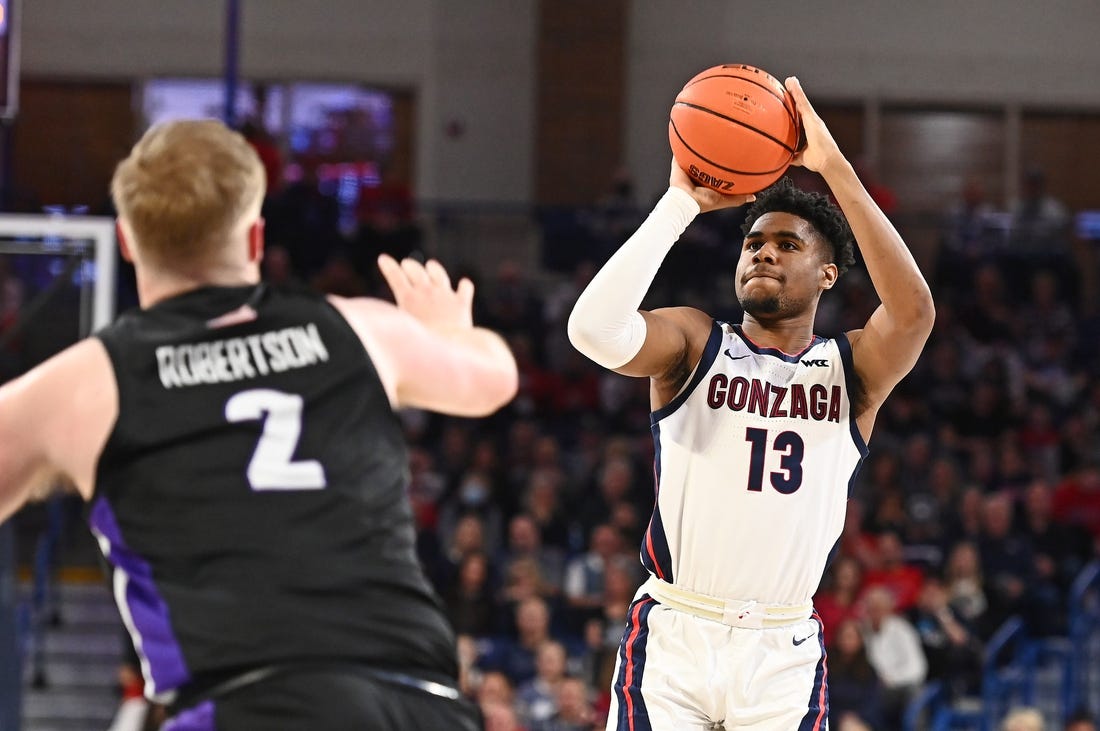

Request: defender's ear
left=116, top=220, right=135, bottom=263
left=248, top=218, right=265, bottom=263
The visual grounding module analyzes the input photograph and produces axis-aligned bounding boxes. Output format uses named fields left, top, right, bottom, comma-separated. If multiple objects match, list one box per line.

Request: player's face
left=735, top=212, right=837, bottom=319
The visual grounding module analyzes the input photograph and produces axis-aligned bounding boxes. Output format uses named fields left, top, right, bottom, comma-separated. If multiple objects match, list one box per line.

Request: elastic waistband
left=168, top=661, right=460, bottom=719
left=642, top=576, right=813, bottom=629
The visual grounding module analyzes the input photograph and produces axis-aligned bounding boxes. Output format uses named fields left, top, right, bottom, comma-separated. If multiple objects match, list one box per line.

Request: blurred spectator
left=445, top=551, right=497, bottom=637
left=457, top=634, right=483, bottom=698
left=815, top=555, right=864, bottom=648
left=498, top=557, right=558, bottom=626
left=827, top=619, right=884, bottom=730
left=835, top=715, right=873, bottom=731
left=516, top=640, right=569, bottom=727
left=266, top=156, right=341, bottom=280
left=1022, top=479, right=1093, bottom=589
left=942, top=540, right=990, bottom=634
left=477, top=670, right=517, bottom=710
left=240, top=118, right=283, bottom=198
left=407, top=446, right=446, bottom=567
left=585, top=167, right=643, bottom=255
left=0, top=273, right=25, bottom=381
left=260, top=244, right=302, bottom=288
left=860, top=531, right=925, bottom=612
left=1007, top=167, right=1071, bottom=288
left=1053, top=460, right=1100, bottom=544
left=943, top=487, right=986, bottom=553
left=497, top=514, right=565, bottom=596
left=861, top=586, right=927, bottom=728
left=486, top=597, right=557, bottom=686
left=978, top=492, right=1034, bottom=629
left=354, top=161, right=420, bottom=270
left=434, top=513, right=491, bottom=593
left=483, top=259, right=545, bottom=342
left=480, top=671, right=525, bottom=731
left=853, top=155, right=898, bottom=218
left=529, top=677, right=598, bottom=731
left=482, top=702, right=525, bottom=731
left=563, top=524, right=623, bottom=630
left=437, top=474, right=506, bottom=576
left=835, top=498, right=879, bottom=568
left=1002, top=706, right=1046, bottom=731
left=542, top=261, right=596, bottom=371
left=576, top=454, right=642, bottom=539
left=1065, top=711, right=1099, bottom=731
left=1019, top=402, right=1065, bottom=482
left=522, top=469, right=572, bottom=551
left=938, top=176, right=1001, bottom=290
left=958, top=263, right=1016, bottom=347
left=910, top=576, right=983, bottom=698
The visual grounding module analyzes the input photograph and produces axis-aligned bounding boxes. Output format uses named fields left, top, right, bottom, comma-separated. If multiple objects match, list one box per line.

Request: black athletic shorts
left=162, top=664, right=483, bottom=731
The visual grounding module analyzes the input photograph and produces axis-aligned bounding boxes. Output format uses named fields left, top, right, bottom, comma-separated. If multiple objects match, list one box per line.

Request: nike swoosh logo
left=724, top=349, right=750, bottom=361
left=792, top=633, right=815, bottom=646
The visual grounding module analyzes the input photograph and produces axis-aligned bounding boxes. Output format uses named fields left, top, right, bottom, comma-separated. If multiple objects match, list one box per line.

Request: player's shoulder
left=0, top=336, right=115, bottom=437
left=326, top=293, right=403, bottom=334
left=650, top=305, right=711, bottom=326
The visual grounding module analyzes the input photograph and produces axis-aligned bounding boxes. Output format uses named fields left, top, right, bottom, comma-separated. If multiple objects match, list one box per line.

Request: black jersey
left=89, top=284, right=456, bottom=702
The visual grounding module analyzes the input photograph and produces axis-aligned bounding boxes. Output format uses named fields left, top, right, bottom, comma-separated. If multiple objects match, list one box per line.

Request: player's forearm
left=567, top=188, right=699, bottom=369
left=821, top=159, right=935, bottom=333
left=440, top=327, right=519, bottom=415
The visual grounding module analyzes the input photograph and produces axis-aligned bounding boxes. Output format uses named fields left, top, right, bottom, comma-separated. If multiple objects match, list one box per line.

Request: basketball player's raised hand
left=377, top=254, right=475, bottom=332
left=784, top=77, right=844, bottom=175
left=668, top=160, right=756, bottom=213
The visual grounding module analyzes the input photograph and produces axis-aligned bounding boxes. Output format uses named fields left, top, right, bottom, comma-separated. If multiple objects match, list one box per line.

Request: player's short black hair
left=740, top=177, right=856, bottom=277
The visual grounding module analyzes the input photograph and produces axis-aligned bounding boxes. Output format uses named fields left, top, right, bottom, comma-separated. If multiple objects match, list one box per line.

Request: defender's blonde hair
left=110, top=119, right=265, bottom=267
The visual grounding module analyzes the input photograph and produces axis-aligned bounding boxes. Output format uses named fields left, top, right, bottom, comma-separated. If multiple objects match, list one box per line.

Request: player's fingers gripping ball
left=669, top=64, right=801, bottom=194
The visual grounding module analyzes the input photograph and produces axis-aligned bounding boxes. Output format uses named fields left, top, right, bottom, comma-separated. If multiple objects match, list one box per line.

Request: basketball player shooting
left=568, top=77, right=935, bottom=729
left=0, top=120, right=516, bottom=729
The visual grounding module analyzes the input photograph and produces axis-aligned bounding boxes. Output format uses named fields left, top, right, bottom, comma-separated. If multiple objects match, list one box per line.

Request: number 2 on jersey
left=225, top=388, right=327, bottom=491
left=745, top=427, right=804, bottom=494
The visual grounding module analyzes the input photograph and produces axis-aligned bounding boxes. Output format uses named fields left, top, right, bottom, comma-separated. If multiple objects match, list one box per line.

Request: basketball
left=668, top=64, right=801, bottom=194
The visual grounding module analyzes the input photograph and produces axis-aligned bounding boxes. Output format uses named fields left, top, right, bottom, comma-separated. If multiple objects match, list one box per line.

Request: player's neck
left=137, top=264, right=261, bottom=308
left=739, top=314, right=817, bottom=353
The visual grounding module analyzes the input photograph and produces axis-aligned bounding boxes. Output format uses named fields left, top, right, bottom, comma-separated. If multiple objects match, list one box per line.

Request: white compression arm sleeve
left=567, top=187, right=700, bottom=370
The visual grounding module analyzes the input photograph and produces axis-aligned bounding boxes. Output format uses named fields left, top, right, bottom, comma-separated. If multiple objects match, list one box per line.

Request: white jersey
left=641, top=320, right=867, bottom=605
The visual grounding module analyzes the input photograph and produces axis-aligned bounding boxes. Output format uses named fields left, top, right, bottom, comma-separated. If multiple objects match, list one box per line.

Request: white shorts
left=606, top=587, right=828, bottom=731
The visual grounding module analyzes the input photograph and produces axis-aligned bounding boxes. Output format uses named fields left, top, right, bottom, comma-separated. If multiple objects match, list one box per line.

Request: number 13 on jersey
left=745, top=427, right=804, bottom=494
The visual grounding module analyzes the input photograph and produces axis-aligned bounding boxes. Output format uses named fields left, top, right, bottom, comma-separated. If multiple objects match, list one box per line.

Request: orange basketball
left=669, top=64, right=801, bottom=194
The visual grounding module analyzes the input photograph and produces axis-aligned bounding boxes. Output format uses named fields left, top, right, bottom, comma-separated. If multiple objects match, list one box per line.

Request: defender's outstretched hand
left=669, top=160, right=756, bottom=213
left=377, top=254, right=475, bottom=331
left=784, top=77, right=844, bottom=175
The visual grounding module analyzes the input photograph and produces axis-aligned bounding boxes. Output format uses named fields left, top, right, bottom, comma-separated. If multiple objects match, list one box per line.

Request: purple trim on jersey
left=163, top=701, right=216, bottom=731
left=835, top=333, right=869, bottom=459
left=89, top=497, right=191, bottom=694
left=650, top=321, right=723, bottom=424
left=797, top=612, right=829, bottom=731
left=731, top=323, right=825, bottom=363
left=613, top=595, right=656, bottom=731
